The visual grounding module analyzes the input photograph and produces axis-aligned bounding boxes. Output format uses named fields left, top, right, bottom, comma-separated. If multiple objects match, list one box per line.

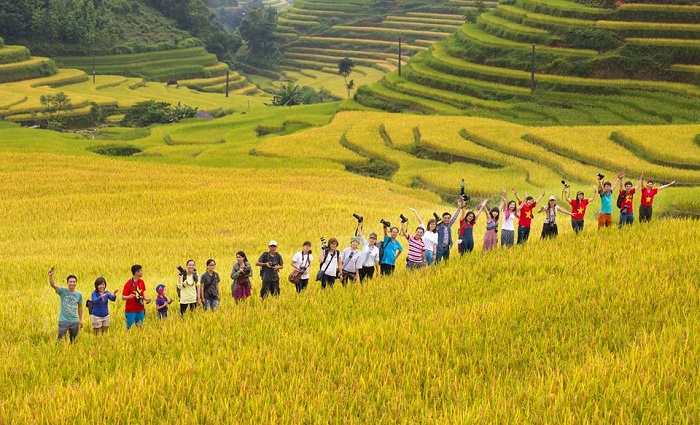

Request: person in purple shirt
left=90, top=277, right=117, bottom=335
left=155, top=284, right=173, bottom=319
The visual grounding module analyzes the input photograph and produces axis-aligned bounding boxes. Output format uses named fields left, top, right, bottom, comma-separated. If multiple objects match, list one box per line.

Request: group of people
left=49, top=172, right=674, bottom=342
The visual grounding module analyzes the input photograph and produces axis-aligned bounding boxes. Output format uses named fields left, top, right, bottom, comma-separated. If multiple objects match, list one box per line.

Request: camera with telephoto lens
left=460, top=179, right=470, bottom=202
left=561, top=180, right=570, bottom=188
left=177, top=265, right=187, bottom=276
left=433, top=212, right=441, bottom=222
left=400, top=214, right=408, bottom=223
left=380, top=219, right=391, bottom=228
left=320, top=236, right=328, bottom=251
left=135, top=295, right=144, bottom=306
left=597, top=172, right=605, bottom=181
left=352, top=213, right=364, bottom=223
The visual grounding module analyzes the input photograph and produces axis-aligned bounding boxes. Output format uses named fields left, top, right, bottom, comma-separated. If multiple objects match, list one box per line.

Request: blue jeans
left=203, top=298, right=219, bottom=311
left=435, top=246, right=450, bottom=263
left=619, top=212, right=634, bottom=228
left=125, top=310, right=145, bottom=329
left=425, top=250, right=434, bottom=265
left=571, top=219, right=584, bottom=234
left=517, top=226, right=531, bottom=244
left=459, top=228, right=474, bottom=255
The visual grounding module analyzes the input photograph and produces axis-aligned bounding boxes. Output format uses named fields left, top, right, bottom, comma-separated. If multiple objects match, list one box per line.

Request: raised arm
left=48, top=267, right=58, bottom=292
left=512, top=188, right=522, bottom=204
left=408, top=208, right=424, bottom=228
left=588, top=185, right=597, bottom=203
left=611, top=171, right=623, bottom=192
left=499, top=188, right=507, bottom=212
left=534, top=190, right=546, bottom=205
left=658, top=180, right=676, bottom=191
left=635, top=173, right=644, bottom=190
left=562, top=186, right=570, bottom=202
left=448, top=199, right=462, bottom=227
left=475, top=199, right=488, bottom=219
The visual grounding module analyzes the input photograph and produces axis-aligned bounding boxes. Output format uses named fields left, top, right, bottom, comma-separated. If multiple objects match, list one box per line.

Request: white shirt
left=360, top=237, right=380, bottom=267
left=422, top=230, right=438, bottom=252
left=292, top=251, right=314, bottom=279
left=502, top=211, right=516, bottom=231
left=320, top=250, right=339, bottom=276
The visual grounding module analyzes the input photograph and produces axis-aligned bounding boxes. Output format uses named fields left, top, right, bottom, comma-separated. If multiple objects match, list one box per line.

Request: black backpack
left=377, top=238, right=389, bottom=264
left=616, top=192, right=624, bottom=209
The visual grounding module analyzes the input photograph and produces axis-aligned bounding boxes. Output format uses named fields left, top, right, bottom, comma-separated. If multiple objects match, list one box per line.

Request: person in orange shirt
left=639, top=179, right=675, bottom=223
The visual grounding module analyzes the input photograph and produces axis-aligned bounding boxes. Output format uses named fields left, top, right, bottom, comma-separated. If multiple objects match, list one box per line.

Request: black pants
left=571, top=219, right=584, bottom=234
left=359, top=266, right=375, bottom=282
left=180, top=303, right=196, bottom=315
left=295, top=278, right=309, bottom=293
left=260, top=279, right=280, bottom=298
left=541, top=223, right=558, bottom=239
left=321, top=274, right=336, bottom=289
left=639, top=205, right=653, bottom=223
left=380, top=263, right=395, bottom=276
left=341, top=271, right=356, bottom=286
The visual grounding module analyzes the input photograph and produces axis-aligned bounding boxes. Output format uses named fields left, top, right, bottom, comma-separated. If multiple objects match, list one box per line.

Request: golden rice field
left=1, top=106, right=700, bottom=423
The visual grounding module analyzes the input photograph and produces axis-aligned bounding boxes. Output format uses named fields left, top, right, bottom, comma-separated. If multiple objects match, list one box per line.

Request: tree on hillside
left=39, top=92, right=72, bottom=128
left=463, top=0, right=487, bottom=23
left=272, top=83, right=302, bottom=107
left=338, top=57, right=356, bottom=99
left=236, top=7, right=281, bottom=67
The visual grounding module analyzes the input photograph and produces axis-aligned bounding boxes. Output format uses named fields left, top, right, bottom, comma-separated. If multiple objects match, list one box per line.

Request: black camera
left=460, top=179, right=470, bottom=202
left=136, top=295, right=144, bottom=306
left=352, top=213, right=364, bottom=223
left=380, top=219, right=391, bottom=228
left=268, top=260, right=277, bottom=268
left=433, top=212, right=441, bottom=222
left=320, top=237, right=328, bottom=251
left=622, top=205, right=629, bottom=214
left=177, top=265, right=187, bottom=276
left=597, top=172, right=605, bottom=181
left=561, top=180, right=570, bottom=188
left=400, top=214, right=408, bottom=223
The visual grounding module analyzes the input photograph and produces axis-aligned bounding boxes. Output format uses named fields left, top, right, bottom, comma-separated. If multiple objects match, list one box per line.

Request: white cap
left=268, top=240, right=278, bottom=246
left=548, top=195, right=556, bottom=201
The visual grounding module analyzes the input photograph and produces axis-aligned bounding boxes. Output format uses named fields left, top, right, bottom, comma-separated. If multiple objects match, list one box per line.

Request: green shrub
left=561, top=27, right=618, bottom=52
left=0, top=46, right=31, bottom=65
left=121, top=100, right=198, bottom=127
left=89, top=144, right=142, bottom=157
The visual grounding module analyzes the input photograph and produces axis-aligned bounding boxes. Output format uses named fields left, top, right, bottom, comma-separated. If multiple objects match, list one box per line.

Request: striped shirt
left=406, top=235, right=425, bottom=263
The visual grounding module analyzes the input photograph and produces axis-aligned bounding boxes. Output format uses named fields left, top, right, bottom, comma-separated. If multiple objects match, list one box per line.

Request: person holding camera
left=291, top=241, right=314, bottom=293
left=563, top=185, right=597, bottom=234
left=319, top=238, right=342, bottom=288
left=512, top=189, right=545, bottom=244
left=435, top=199, right=462, bottom=263
left=90, top=277, right=117, bottom=335
left=199, top=259, right=221, bottom=312
left=177, top=259, right=200, bottom=315
left=618, top=172, right=644, bottom=228
left=122, top=264, right=151, bottom=330
left=500, top=189, right=518, bottom=247
left=379, top=225, right=403, bottom=276
left=340, top=237, right=363, bottom=284
left=357, top=224, right=380, bottom=281
left=49, top=267, right=83, bottom=343
left=639, top=178, right=675, bottom=223
left=231, top=251, right=253, bottom=303
left=256, top=241, right=284, bottom=298
left=538, top=196, right=572, bottom=239
left=400, top=219, right=427, bottom=269
left=598, top=172, right=622, bottom=229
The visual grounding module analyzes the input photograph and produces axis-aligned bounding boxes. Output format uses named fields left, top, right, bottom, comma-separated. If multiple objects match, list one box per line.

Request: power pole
left=398, top=36, right=402, bottom=77
left=225, top=70, right=230, bottom=98
left=530, top=45, right=536, bottom=94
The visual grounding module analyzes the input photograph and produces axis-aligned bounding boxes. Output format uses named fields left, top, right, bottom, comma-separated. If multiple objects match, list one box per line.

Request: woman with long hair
left=177, top=259, right=199, bottom=315
left=538, top=196, right=573, bottom=239
left=408, top=208, right=438, bottom=265
left=230, top=251, right=253, bottom=304
left=319, top=238, right=341, bottom=289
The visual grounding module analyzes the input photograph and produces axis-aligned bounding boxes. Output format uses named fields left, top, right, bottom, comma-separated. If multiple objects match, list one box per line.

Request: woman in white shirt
left=357, top=224, right=379, bottom=281
left=340, top=237, right=363, bottom=285
left=500, top=189, right=518, bottom=247
left=319, top=238, right=341, bottom=289
left=291, top=241, right=314, bottom=293
left=408, top=208, right=438, bottom=265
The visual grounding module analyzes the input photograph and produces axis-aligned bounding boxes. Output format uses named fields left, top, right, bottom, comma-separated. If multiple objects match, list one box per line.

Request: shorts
left=57, top=321, right=79, bottom=342
left=92, top=315, right=111, bottom=329
left=125, top=310, right=145, bottom=329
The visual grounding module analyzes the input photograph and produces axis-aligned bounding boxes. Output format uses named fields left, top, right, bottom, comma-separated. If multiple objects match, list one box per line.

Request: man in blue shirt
left=49, top=267, right=83, bottom=343
left=435, top=199, right=462, bottom=263
left=597, top=172, right=622, bottom=229
left=379, top=226, right=403, bottom=276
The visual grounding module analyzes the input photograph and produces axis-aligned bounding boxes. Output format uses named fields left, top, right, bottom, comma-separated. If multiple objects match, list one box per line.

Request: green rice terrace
left=351, top=0, right=700, bottom=125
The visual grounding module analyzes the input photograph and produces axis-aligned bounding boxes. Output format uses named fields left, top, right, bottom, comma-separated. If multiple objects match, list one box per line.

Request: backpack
left=86, top=299, right=93, bottom=315
left=616, top=192, right=624, bottom=209
left=378, top=238, right=389, bottom=264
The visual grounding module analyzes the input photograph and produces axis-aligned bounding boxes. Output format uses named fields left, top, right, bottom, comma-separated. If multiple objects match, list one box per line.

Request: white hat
left=268, top=240, right=278, bottom=246
left=548, top=195, right=556, bottom=201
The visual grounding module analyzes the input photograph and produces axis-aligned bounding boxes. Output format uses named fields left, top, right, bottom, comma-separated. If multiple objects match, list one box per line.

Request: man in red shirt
left=618, top=172, right=643, bottom=228
left=563, top=185, right=597, bottom=234
left=640, top=179, right=675, bottom=223
left=122, top=264, right=152, bottom=329
left=512, top=188, right=545, bottom=244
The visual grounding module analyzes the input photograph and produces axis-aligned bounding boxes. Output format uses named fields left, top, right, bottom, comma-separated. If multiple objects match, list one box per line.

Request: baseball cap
left=548, top=195, right=556, bottom=201
left=268, top=240, right=278, bottom=246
